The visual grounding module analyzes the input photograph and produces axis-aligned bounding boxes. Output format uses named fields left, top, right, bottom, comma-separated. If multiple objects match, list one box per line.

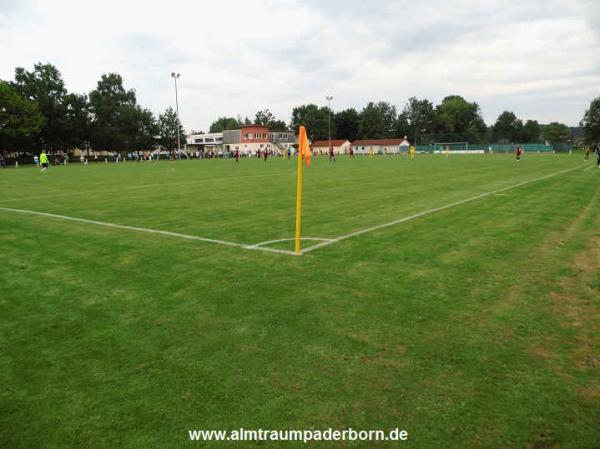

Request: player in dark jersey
left=516, top=144, right=522, bottom=161
left=329, top=145, right=336, bottom=162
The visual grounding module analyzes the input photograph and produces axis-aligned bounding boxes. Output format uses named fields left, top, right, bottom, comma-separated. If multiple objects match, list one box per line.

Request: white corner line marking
left=0, top=207, right=298, bottom=256
left=248, top=237, right=333, bottom=249
left=301, top=164, right=587, bottom=254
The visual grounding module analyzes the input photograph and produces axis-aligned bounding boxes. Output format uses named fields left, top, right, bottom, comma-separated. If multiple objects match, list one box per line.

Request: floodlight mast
left=171, top=72, right=181, bottom=158
left=326, top=95, right=333, bottom=151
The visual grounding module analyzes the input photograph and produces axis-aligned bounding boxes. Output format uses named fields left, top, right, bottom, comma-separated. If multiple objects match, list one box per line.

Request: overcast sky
left=1, top=0, right=599, bottom=131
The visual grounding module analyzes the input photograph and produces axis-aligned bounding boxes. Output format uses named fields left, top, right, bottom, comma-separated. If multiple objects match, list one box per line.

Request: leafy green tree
left=255, top=109, right=287, bottom=131
left=522, top=120, right=541, bottom=143
left=63, top=93, right=92, bottom=150
left=89, top=73, right=139, bottom=151
left=357, top=101, right=397, bottom=139
left=289, top=104, right=330, bottom=141
left=0, top=80, right=44, bottom=150
left=542, top=122, right=571, bottom=144
left=492, top=111, right=523, bottom=143
left=158, top=107, right=185, bottom=150
left=333, top=108, right=359, bottom=141
left=401, top=97, right=436, bottom=142
left=434, top=95, right=487, bottom=143
left=580, top=97, right=600, bottom=144
left=12, top=62, right=69, bottom=150
left=130, top=108, right=158, bottom=151
left=209, top=117, right=240, bottom=133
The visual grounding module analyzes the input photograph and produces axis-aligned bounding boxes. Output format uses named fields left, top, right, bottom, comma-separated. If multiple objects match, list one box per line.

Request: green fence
left=414, top=143, right=558, bottom=153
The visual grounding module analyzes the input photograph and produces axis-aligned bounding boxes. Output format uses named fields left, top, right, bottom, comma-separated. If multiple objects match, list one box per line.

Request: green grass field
left=1, top=154, right=599, bottom=448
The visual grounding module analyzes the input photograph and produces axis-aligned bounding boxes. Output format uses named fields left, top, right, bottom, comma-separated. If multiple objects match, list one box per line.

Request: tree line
left=213, top=96, right=599, bottom=146
left=2, top=61, right=599, bottom=153
left=0, top=62, right=184, bottom=153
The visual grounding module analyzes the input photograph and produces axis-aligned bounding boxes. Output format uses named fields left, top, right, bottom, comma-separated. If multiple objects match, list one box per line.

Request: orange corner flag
left=298, top=126, right=312, bottom=167
left=294, top=126, right=312, bottom=255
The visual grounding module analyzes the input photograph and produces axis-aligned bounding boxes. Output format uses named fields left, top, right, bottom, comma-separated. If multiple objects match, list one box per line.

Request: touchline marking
left=0, top=206, right=295, bottom=256
left=301, top=164, right=587, bottom=255
left=583, top=164, right=595, bottom=171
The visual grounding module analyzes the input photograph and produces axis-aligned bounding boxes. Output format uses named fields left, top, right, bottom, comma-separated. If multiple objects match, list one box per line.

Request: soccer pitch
left=1, top=154, right=598, bottom=448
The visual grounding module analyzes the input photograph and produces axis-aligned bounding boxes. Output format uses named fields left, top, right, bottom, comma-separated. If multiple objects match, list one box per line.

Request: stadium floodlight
left=171, top=72, right=182, bottom=157
left=326, top=96, right=333, bottom=150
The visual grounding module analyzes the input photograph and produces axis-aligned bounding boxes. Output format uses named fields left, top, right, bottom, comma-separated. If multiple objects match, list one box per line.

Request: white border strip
left=301, top=164, right=587, bottom=254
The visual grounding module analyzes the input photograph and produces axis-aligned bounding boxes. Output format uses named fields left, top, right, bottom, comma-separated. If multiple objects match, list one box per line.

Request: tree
left=255, top=109, right=287, bottom=131
left=63, top=93, right=92, bottom=150
left=333, top=108, right=360, bottom=141
left=522, top=120, right=541, bottom=143
left=131, top=108, right=158, bottom=150
left=89, top=73, right=140, bottom=151
left=542, top=122, right=571, bottom=144
left=158, top=107, right=185, bottom=151
left=580, top=97, right=600, bottom=144
left=401, top=97, right=435, bottom=142
left=357, top=101, right=397, bottom=139
left=12, top=62, right=69, bottom=150
left=492, top=111, right=523, bottom=143
left=0, top=80, right=44, bottom=150
left=289, top=104, right=330, bottom=141
left=434, top=95, right=487, bottom=143
left=209, top=116, right=240, bottom=133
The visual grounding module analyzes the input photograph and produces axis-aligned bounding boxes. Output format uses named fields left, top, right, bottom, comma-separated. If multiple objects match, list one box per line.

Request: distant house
left=186, top=132, right=223, bottom=152
left=311, top=139, right=351, bottom=155
left=223, top=125, right=272, bottom=155
left=351, top=138, right=410, bottom=155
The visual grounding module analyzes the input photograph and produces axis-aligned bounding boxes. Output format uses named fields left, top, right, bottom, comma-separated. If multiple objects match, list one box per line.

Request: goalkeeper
left=40, top=149, right=49, bottom=173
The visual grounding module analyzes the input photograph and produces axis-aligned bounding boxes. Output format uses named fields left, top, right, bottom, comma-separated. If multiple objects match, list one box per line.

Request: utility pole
left=171, top=72, right=181, bottom=158
left=326, top=95, right=333, bottom=151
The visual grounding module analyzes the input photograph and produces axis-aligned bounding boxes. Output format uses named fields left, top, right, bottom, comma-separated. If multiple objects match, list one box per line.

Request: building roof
left=240, top=124, right=269, bottom=129
left=311, top=139, right=350, bottom=148
left=351, top=139, right=408, bottom=146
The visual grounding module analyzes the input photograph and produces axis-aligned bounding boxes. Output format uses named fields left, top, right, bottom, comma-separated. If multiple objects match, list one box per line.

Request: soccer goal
left=433, top=142, right=468, bottom=153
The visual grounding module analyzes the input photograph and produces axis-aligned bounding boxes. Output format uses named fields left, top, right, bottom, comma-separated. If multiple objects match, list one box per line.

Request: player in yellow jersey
left=410, top=145, right=415, bottom=160
left=40, top=149, right=49, bottom=173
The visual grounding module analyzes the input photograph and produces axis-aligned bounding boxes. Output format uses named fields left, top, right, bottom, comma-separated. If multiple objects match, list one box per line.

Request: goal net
left=433, top=142, right=484, bottom=154
left=433, top=142, right=468, bottom=153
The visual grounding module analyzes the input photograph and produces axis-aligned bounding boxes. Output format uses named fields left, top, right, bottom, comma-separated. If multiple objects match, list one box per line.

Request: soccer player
left=40, top=149, right=49, bottom=173
left=263, top=149, right=268, bottom=163
left=595, top=143, right=600, bottom=168
left=33, top=155, right=39, bottom=166
left=349, top=147, right=354, bottom=158
left=329, top=145, right=336, bottom=162
left=584, top=146, right=590, bottom=161
left=516, top=144, right=522, bottom=161
left=369, top=147, right=374, bottom=159
left=235, top=149, right=240, bottom=163
left=410, top=145, right=416, bottom=160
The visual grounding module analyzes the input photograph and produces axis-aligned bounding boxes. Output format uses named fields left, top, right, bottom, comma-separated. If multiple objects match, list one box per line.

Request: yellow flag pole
left=294, top=148, right=303, bottom=255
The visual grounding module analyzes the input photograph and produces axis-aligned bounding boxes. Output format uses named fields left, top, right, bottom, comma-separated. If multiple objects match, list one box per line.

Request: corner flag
left=294, top=126, right=312, bottom=255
